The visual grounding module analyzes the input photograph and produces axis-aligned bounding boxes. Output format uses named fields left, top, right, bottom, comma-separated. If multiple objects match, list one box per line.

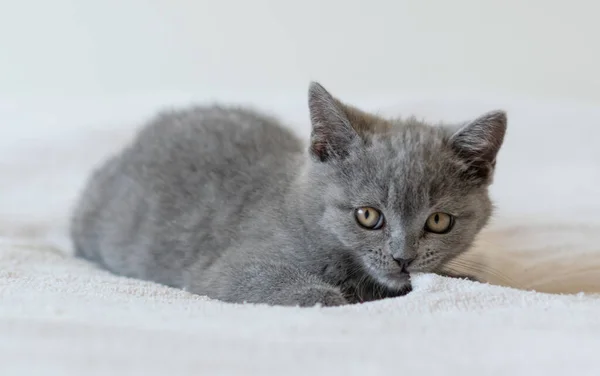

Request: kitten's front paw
left=288, top=285, right=348, bottom=307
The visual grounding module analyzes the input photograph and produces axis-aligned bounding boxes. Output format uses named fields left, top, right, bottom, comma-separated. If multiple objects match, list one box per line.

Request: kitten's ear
left=308, top=82, right=358, bottom=162
left=449, top=110, right=507, bottom=182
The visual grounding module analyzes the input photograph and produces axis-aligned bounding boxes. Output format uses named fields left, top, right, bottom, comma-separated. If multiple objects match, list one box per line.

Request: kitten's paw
left=289, top=285, right=348, bottom=307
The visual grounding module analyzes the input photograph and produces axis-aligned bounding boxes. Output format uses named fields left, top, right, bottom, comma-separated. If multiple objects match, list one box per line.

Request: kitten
left=70, top=82, right=506, bottom=306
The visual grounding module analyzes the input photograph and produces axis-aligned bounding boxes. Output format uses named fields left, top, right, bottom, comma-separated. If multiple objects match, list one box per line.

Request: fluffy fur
left=70, top=82, right=506, bottom=306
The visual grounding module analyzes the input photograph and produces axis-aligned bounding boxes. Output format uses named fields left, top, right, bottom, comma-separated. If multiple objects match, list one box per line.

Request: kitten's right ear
left=308, top=82, right=358, bottom=162
left=449, top=110, right=507, bottom=183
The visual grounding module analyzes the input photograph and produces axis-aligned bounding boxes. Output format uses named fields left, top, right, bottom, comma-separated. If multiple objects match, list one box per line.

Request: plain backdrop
left=1, top=0, right=599, bottom=104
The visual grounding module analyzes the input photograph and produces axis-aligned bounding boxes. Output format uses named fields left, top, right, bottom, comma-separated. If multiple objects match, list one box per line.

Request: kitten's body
left=71, top=83, right=506, bottom=306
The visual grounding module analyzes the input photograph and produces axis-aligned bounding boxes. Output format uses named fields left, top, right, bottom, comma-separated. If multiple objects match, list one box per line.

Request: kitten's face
left=314, top=123, right=493, bottom=289
left=307, top=83, right=506, bottom=291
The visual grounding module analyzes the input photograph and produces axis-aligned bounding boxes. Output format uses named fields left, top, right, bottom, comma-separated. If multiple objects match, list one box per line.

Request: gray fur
left=70, top=82, right=506, bottom=306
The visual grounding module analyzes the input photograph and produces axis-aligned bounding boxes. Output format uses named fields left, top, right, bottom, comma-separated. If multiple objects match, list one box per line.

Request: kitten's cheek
left=381, top=244, right=394, bottom=258
left=318, top=207, right=355, bottom=246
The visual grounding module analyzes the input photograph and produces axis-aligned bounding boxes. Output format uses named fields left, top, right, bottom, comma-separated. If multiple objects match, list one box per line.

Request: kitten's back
left=71, top=106, right=304, bottom=286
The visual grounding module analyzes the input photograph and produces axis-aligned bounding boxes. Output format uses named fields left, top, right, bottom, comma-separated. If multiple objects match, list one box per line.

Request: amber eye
left=425, top=212, right=454, bottom=234
left=355, top=207, right=384, bottom=230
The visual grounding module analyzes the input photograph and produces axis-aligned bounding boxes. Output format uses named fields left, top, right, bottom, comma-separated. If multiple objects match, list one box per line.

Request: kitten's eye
left=355, top=207, right=384, bottom=230
left=425, top=212, right=454, bottom=234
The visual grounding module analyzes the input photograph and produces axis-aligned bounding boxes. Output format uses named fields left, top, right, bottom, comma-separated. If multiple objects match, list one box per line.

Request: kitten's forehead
left=357, top=118, right=456, bottom=177
left=381, top=119, right=447, bottom=156
left=338, top=118, right=470, bottom=213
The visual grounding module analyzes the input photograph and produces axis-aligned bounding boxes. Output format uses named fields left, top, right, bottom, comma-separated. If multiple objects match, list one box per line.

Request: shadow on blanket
left=445, top=224, right=600, bottom=294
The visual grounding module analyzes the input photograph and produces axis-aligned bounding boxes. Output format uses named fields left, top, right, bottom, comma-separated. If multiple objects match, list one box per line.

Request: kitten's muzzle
left=392, top=255, right=415, bottom=272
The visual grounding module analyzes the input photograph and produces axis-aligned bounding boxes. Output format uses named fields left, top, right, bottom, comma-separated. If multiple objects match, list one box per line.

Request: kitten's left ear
left=449, top=110, right=507, bottom=182
left=308, top=82, right=359, bottom=162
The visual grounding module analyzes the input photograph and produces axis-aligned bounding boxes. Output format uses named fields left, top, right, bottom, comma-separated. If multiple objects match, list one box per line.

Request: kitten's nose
left=392, top=256, right=415, bottom=272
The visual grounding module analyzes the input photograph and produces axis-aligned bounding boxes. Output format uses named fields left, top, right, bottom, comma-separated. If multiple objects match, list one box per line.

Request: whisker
left=445, top=258, right=522, bottom=288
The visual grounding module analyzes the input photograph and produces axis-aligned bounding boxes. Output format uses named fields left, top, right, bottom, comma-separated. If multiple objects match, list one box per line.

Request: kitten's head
left=305, top=82, right=506, bottom=291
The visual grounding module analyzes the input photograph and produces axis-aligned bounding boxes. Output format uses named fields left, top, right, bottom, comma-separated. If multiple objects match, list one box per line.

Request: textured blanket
left=1, top=94, right=599, bottom=375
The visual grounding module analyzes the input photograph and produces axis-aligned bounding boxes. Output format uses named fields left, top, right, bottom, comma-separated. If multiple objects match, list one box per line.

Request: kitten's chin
left=371, top=269, right=412, bottom=293
left=359, top=258, right=412, bottom=294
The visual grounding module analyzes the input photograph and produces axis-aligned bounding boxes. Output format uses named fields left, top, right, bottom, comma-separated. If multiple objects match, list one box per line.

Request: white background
left=1, top=0, right=599, bottom=103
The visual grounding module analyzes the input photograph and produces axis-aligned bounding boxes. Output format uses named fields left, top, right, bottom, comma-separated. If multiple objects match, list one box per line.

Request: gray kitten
left=70, top=82, right=506, bottom=306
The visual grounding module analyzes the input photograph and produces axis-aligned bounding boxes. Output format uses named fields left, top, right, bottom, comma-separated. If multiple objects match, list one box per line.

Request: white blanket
left=1, top=94, right=599, bottom=375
